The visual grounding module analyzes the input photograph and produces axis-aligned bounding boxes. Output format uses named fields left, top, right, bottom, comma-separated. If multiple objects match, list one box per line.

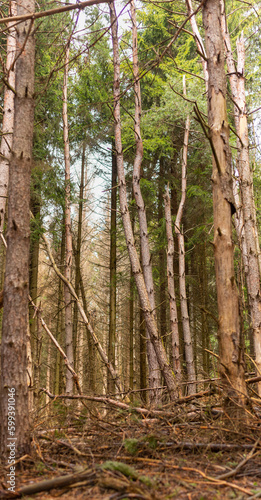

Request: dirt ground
left=1, top=396, right=261, bottom=499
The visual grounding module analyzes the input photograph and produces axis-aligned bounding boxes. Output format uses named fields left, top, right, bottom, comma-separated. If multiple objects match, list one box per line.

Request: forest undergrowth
left=1, top=390, right=261, bottom=500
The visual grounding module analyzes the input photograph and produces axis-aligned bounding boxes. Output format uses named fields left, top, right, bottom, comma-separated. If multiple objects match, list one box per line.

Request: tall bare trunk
left=55, top=224, right=65, bottom=394
left=174, top=78, right=196, bottom=395
left=203, top=0, right=247, bottom=401
left=130, top=0, right=161, bottom=402
left=63, top=42, right=74, bottom=395
left=0, top=1, right=16, bottom=236
left=0, top=0, right=35, bottom=457
left=109, top=0, right=177, bottom=401
left=139, top=308, right=147, bottom=403
left=158, top=158, right=167, bottom=347
left=164, top=185, right=181, bottom=388
left=73, top=144, right=86, bottom=373
left=220, top=6, right=261, bottom=390
left=108, top=139, right=117, bottom=393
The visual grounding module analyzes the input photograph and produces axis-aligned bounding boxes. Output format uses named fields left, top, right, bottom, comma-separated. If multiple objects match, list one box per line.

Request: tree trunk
left=174, top=78, right=196, bottom=395
left=29, top=181, right=41, bottom=405
left=63, top=41, right=74, bottom=395
left=109, top=0, right=178, bottom=401
left=164, top=185, right=181, bottom=388
left=203, top=0, right=247, bottom=402
left=55, top=225, right=65, bottom=395
left=130, top=0, right=161, bottom=403
left=129, top=271, right=134, bottom=395
left=139, top=307, right=147, bottom=403
left=0, top=0, right=35, bottom=458
left=108, top=139, right=117, bottom=393
left=73, top=144, right=86, bottom=373
left=0, top=0, right=16, bottom=236
left=158, top=158, right=167, bottom=348
left=220, top=7, right=261, bottom=392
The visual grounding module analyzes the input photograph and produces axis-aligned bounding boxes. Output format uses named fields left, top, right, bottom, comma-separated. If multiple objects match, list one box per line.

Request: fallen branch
left=41, top=389, right=174, bottom=418
left=0, top=468, right=94, bottom=499
left=216, top=439, right=260, bottom=480
left=166, top=441, right=260, bottom=452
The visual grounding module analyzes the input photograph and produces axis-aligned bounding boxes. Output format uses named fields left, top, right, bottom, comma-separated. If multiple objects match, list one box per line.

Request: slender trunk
left=185, top=0, right=208, bottom=91
left=0, top=0, right=35, bottom=458
left=27, top=324, right=33, bottom=412
left=29, top=183, right=41, bottom=404
left=139, top=308, right=147, bottom=403
left=130, top=0, right=161, bottom=402
left=175, top=78, right=196, bottom=395
left=0, top=1, right=16, bottom=236
left=220, top=3, right=261, bottom=390
left=46, top=336, right=51, bottom=408
left=108, top=139, right=117, bottom=393
left=164, top=185, right=181, bottom=387
left=34, top=313, right=41, bottom=398
left=73, top=144, right=86, bottom=372
left=129, top=202, right=135, bottom=395
left=158, top=158, right=167, bottom=347
left=129, top=273, right=134, bottom=395
left=79, top=272, right=96, bottom=393
left=203, top=0, right=247, bottom=401
left=63, top=42, right=74, bottom=395
left=109, top=0, right=177, bottom=401
left=55, top=225, right=65, bottom=394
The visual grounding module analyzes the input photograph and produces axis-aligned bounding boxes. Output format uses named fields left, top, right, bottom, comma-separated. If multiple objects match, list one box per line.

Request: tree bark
left=107, top=139, right=117, bottom=393
left=63, top=41, right=74, bottom=395
left=164, top=185, right=181, bottom=387
left=29, top=179, right=41, bottom=405
left=109, top=0, right=177, bottom=401
left=220, top=6, right=261, bottom=391
left=158, top=158, right=167, bottom=348
left=73, top=144, right=86, bottom=375
left=203, top=0, right=247, bottom=402
left=0, top=0, right=35, bottom=458
left=130, top=0, right=161, bottom=402
left=0, top=1, right=16, bottom=236
left=174, top=78, right=196, bottom=395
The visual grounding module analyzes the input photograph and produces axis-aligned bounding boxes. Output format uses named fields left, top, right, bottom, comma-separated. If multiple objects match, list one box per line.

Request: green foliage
left=123, top=438, right=139, bottom=455
left=100, top=461, right=153, bottom=486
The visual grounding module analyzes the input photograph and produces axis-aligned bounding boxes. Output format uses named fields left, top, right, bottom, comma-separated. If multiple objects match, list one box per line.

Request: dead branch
left=216, top=439, right=260, bottom=480
left=29, top=297, right=82, bottom=394
left=40, top=231, right=126, bottom=397
left=0, top=468, right=94, bottom=499
left=0, top=0, right=107, bottom=26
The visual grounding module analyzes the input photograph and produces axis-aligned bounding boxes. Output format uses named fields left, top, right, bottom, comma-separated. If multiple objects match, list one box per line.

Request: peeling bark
left=220, top=6, right=261, bottom=391
left=203, top=0, right=247, bottom=402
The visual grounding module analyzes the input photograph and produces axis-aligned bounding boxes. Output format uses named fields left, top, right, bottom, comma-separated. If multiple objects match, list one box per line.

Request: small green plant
left=123, top=438, right=139, bottom=455
left=143, top=434, right=158, bottom=450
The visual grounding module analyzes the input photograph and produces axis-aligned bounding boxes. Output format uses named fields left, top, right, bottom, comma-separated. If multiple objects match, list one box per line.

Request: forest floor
left=1, top=393, right=261, bottom=500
